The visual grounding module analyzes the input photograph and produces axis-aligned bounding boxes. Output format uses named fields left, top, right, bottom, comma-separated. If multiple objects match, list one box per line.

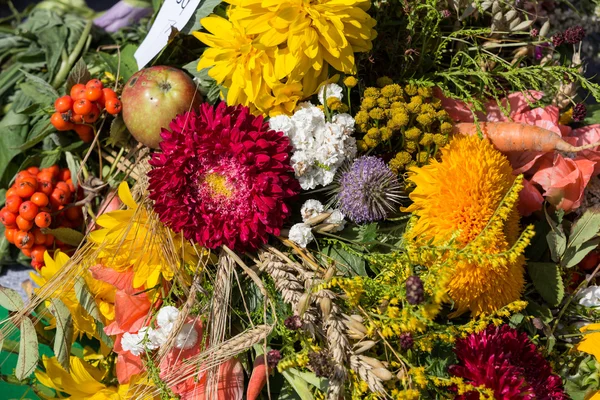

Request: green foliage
left=362, top=0, right=600, bottom=113
left=527, top=262, right=565, bottom=307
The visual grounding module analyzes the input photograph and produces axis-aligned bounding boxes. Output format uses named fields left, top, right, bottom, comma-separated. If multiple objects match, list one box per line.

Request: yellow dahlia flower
left=194, top=0, right=376, bottom=115
left=404, top=135, right=526, bottom=316
left=226, top=0, right=376, bottom=93
left=36, top=355, right=157, bottom=399
left=30, top=251, right=115, bottom=338
left=194, top=15, right=277, bottom=111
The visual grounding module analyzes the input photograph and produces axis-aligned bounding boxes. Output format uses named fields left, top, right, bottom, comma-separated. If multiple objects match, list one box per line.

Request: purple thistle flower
left=333, top=156, right=404, bottom=223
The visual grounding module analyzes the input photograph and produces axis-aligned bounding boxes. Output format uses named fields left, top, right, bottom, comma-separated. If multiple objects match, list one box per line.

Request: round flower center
left=202, top=172, right=233, bottom=199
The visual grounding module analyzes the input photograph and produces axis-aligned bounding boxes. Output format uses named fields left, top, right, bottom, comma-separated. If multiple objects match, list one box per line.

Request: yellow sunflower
left=88, top=182, right=197, bottom=289
left=404, top=135, right=527, bottom=316
left=30, top=251, right=115, bottom=338
left=36, top=355, right=156, bottom=399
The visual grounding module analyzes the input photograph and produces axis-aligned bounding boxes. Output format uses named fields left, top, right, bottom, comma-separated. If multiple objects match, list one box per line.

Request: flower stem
left=52, top=20, right=93, bottom=89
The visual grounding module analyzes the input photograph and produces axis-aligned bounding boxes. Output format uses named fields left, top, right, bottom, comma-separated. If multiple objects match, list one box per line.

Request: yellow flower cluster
left=429, top=376, right=494, bottom=399
left=354, top=80, right=452, bottom=173
left=277, top=351, right=310, bottom=372
left=404, top=135, right=532, bottom=316
left=329, top=276, right=365, bottom=306
left=559, top=107, right=574, bottom=125
left=195, top=0, right=377, bottom=116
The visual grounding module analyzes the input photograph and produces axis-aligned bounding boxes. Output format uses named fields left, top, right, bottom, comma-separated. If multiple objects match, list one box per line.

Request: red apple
left=121, top=66, right=201, bottom=148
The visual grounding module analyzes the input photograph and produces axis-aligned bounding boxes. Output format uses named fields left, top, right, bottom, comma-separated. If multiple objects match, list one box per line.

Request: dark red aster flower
left=450, top=325, right=567, bottom=400
left=148, top=103, right=300, bottom=251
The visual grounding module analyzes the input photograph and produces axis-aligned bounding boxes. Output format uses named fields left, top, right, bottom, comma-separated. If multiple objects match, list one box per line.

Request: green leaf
left=182, top=63, right=222, bottom=104
left=564, top=380, right=589, bottom=400
left=585, top=104, right=600, bottom=125
left=38, top=25, right=68, bottom=78
left=42, top=227, right=84, bottom=247
left=288, top=368, right=328, bottom=391
left=96, top=52, right=119, bottom=75
left=181, top=0, right=223, bottom=34
left=40, top=151, right=62, bottom=169
left=0, top=111, right=30, bottom=182
left=20, top=71, right=59, bottom=102
left=107, top=115, right=130, bottom=147
left=356, top=223, right=379, bottom=244
left=66, top=58, right=91, bottom=93
left=119, top=44, right=139, bottom=82
left=568, top=209, right=600, bottom=251
left=48, top=298, right=73, bottom=372
left=74, top=277, right=103, bottom=321
left=322, top=246, right=366, bottom=276
left=526, top=300, right=553, bottom=323
left=65, top=152, right=79, bottom=189
left=15, top=317, right=39, bottom=381
left=527, top=262, right=564, bottom=307
left=0, top=286, right=25, bottom=311
left=563, top=238, right=600, bottom=269
left=95, top=321, right=114, bottom=348
left=281, top=370, right=315, bottom=400
left=17, top=117, right=54, bottom=152
left=509, top=313, right=524, bottom=327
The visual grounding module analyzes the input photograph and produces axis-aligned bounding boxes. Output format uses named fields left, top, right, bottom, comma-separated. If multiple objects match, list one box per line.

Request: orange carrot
left=454, top=122, right=600, bottom=153
left=247, top=355, right=269, bottom=400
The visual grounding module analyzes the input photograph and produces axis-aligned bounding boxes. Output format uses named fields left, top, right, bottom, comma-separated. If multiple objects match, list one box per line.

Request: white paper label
left=134, top=0, right=202, bottom=69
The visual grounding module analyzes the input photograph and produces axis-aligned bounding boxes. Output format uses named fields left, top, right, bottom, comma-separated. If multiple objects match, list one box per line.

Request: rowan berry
left=54, top=96, right=73, bottom=113
left=16, top=215, right=34, bottom=231
left=31, top=192, right=49, bottom=207
left=105, top=98, right=122, bottom=115
left=34, top=212, right=51, bottom=228
left=16, top=181, right=36, bottom=198
left=5, top=195, right=22, bottom=213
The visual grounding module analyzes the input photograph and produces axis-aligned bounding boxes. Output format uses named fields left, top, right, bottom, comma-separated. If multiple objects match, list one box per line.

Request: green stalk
left=52, top=20, right=93, bottom=89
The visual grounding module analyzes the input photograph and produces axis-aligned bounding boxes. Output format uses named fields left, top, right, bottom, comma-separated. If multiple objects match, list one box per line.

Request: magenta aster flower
left=449, top=325, right=567, bottom=400
left=148, top=103, right=300, bottom=251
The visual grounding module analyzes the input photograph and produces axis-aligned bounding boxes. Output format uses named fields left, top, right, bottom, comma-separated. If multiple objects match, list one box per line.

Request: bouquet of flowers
left=1, top=0, right=600, bottom=399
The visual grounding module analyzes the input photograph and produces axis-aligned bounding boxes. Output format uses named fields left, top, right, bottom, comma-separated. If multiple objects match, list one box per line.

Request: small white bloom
left=320, top=169, right=336, bottom=187
left=149, top=327, right=170, bottom=347
left=175, top=323, right=199, bottom=349
left=325, top=209, right=346, bottom=232
left=269, top=114, right=295, bottom=136
left=122, top=327, right=156, bottom=355
left=332, top=113, right=355, bottom=135
left=318, top=83, right=344, bottom=105
left=289, top=223, right=315, bottom=248
left=157, top=306, right=179, bottom=329
left=301, top=200, right=325, bottom=222
left=578, top=286, right=600, bottom=307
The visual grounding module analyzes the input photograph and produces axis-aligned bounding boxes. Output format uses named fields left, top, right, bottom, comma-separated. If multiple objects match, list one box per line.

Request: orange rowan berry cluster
left=1, top=165, right=84, bottom=269
left=50, top=79, right=121, bottom=143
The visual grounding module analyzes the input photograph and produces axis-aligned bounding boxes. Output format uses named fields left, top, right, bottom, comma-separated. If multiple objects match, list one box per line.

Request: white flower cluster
left=120, top=306, right=199, bottom=356
left=289, top=200, right=346, bottom=248
left=269, top=102, right=356, bottom=190
left=578, top=286, right=600, bottom=307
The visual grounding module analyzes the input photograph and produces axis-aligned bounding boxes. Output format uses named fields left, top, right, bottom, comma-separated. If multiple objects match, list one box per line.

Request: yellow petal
left=118, top=181, right=137, bottom=209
